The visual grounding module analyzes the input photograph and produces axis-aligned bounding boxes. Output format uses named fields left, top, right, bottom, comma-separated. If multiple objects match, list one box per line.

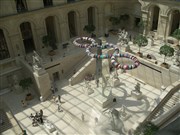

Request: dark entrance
left=20, top=22, right=35, bottom=54
left=53, top=72, right=59, bottom=82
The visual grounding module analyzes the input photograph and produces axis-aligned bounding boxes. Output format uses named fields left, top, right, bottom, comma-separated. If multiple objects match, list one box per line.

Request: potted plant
left=19, top=77, right=33, bottom=101
left=134, top=34, right=148, bottom=57
left=159, top=44, right=174, bottom=68
left=109, top=16, right=121, bottom=34
left=137, top=20, right=147, bottom=34
left=172, top=28, right=180, bottom=50
left=42, top=35, right=57, bottom=56
left=134, top=122, right=159, bottom=135
left=83, top=24, right=96, bottom=38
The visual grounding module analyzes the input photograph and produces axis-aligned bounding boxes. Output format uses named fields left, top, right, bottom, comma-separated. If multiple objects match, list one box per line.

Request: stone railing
left=142, top=80, right=180, bottom=123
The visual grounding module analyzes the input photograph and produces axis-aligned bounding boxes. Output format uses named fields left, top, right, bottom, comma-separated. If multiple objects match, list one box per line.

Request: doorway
left=20, top=22, right=35, bottom=54
left=53, top=72, right=59, bottom=82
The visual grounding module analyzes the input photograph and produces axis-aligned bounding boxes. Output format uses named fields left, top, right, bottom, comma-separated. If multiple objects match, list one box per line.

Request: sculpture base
left=84, top=87, right=94, bottom=95
left=94, top=95, right=113, bottom=108
left=131, top=91, right=142, bottom=100
left=112, top=78, right=120, bottom=87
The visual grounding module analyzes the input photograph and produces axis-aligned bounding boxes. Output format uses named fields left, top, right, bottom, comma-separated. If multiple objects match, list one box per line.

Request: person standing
left=40, top=109, right=43, bottom=117
left=58, top=95, right=61, bottom=103
left=81, top=113, right=85, bottom=122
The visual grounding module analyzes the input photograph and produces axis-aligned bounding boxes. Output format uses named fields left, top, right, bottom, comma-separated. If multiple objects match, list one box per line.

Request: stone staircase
left=0, top=101, right=23, bottom=135
left=153, top=91, right=179, bottom=119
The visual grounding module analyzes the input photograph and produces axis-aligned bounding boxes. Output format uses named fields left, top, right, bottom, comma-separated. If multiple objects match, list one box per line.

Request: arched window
left=43, top=0, right=53, bottom=7
left=15, top=0, right=28, bottom=13
left=88, top=7, right=95, bottom=26
left=68, top=11, right=77, bottom=38
left=170, top=10, right=180, bottom=34
left=0, top=29, right=10, bottom=60
left=67, top=0, right=75, bottom=3
left=20, top=22, right=35, bottom=53
left=151, top=6, right=160, bottom=31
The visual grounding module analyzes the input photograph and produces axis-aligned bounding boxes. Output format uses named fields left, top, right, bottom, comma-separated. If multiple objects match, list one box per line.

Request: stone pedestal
left=94, top=94, right=113, bottom=108
left=34, top=71, right=51, bottom=101
left=112, top=78, right=120, bottom=87
left=84, top=87, right=94, bottom=95
left=131, top=90, right=142, bottom=100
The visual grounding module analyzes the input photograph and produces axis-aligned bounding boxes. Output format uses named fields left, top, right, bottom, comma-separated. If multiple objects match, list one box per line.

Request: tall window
left=88, top=7, right=95, bottom=26
left=151, top=6, right=160, bottom=31
left=67, top=0, right=75, bottom=3
left=15, top=0, right=28, bottom=13
left=68, top=11, right=77, bottom=38
left=0, top=29, right=10, bottom=60
left=20, top=22, right=35, bottom=53
left=43, top=0, right=53, bottom=7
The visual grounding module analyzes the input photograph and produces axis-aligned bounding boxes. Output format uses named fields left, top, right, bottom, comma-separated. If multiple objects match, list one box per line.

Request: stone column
left=142, top=11, right=149, bottom=36
left=60, top=14, right=69, bottom=42
left=98, top=7, right=105, bottom=36
left=166, top=12, right=173, bottom=37
left=79, top=9, right=88, bottom=36
left=157, top=15, right=168, bottom=40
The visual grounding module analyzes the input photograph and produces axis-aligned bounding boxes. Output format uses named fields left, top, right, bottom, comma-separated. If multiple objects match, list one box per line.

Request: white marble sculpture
left=131, top=82, right=142, bottom=100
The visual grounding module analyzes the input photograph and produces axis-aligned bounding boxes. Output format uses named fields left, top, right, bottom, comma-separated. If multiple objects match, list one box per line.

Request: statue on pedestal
left=131, top=82, right=142, bottom=100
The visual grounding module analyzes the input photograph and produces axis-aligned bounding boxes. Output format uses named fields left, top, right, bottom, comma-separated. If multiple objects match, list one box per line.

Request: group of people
left=29, top=109, right=44, bottom=127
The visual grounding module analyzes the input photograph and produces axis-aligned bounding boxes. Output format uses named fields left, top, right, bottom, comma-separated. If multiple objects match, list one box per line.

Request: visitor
left=81, top=113, right=85, bottom=122
left=95, top=117, right=98, bottom=125
left=23, top=130, right=27, bottom=135
left=39, top=117, right=44, bottom=124
left=0, top=118, right=4, bottom=125
left=58, top=104, right=61, bottom=112
left=30, top=113, right=34, bottom=119
left=50, top=86, right=55, bottom=94
left=96, top=79, right=99, bottom=88
left=52, top=95, right=56, bottom=103
left=40, top=109, right=43, bottom=117
left=58, top=95, right=61, bottom=103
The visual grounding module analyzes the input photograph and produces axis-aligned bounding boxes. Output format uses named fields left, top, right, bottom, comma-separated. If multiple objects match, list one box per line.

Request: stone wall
left=126, top=55, right=180, bottom=89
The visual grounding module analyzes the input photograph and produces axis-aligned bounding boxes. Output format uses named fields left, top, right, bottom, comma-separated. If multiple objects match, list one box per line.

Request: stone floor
left=1, top=69, right=163, bottom=135
left=1, top=32, right=180, bottom=135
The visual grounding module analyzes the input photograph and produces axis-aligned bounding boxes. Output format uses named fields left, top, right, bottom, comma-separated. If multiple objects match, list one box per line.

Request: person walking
left=95, top=117, right=98, bottom=125
left=57, top=104, right=61, bottom=112
left=40, top=109, right=43, bottom=117
left=58, top=95, right=61, bottom=103
left=81, top=113, right=85, bottom=122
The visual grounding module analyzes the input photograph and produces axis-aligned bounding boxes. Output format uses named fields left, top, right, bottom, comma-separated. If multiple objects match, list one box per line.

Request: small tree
left=42, top=35, right=57, bottom=50
left=83, top=24, right=96, bottom=34
left=172, top=28, right=180, bottom=48
left=19, top=77, right=33, bottom=95
left=109, top=16, right=121, bottom=30
left=134, top=34, right=148, bottom=53
left=137, top=20, right=147, bottom=34
left=134, top=122, right=159, bottom=135
left=159, top=44, right=174, bottom=64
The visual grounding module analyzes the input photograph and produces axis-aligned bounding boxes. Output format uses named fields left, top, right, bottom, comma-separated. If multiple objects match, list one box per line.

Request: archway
left=104, top=4, right=112, bottom=32
left=170, top=10, right=180, bottom=35
left=88, top=7, right=96, bottom=26
left=15, top=0, right=28, bottom=13
left=0, top=29, right=10, bottom=60
left=68, top=11, right=77, bottom=38
left=45, top=16, right=58, bottom=46
left=20, top=22, right=35, bottom=54
left=151, top=6, right=160, bottom=31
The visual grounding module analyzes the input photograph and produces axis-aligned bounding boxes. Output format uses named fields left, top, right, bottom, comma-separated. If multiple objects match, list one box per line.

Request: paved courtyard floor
left=2, top=70, right=162, bottom=135
left=1, top=32, right=179, bottom=135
